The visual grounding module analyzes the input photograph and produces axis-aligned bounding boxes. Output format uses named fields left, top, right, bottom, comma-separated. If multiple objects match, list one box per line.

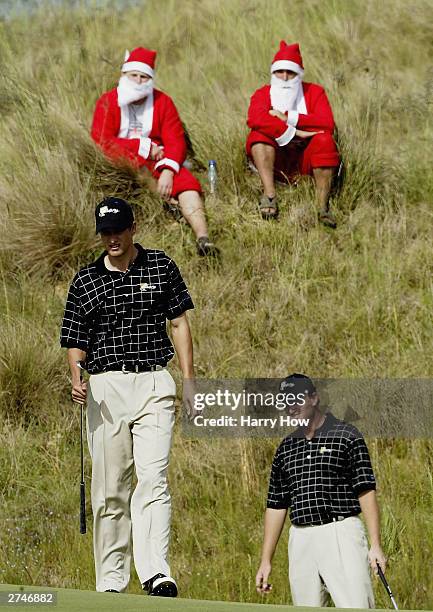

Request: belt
left=296, top=514, right=356, bottom=527
left=113, top=364, right=165, bottom=373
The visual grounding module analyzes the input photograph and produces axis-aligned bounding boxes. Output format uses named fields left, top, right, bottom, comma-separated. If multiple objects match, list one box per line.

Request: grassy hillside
left=0, top=0, right=432, bottom=609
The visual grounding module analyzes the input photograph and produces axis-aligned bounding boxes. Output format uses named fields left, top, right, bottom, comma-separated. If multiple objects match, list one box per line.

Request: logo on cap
left=99, top=206, right=120, bottom=217
left=280, top=381, right=295, bottom=390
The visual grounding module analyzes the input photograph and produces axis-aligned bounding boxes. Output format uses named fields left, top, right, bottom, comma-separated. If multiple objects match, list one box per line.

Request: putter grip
left=377, top=565, right=386, bottom=583
left=80, top=482, right=86, bottom=534
left=377, top=565, right=392, bottom=594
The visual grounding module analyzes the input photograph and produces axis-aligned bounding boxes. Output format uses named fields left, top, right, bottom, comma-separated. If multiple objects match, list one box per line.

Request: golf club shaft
left=377, top=564, right=398, bottom=610
left=80, top=403, right=86, bottom=534
left=78, top=363, right=86, bottom=535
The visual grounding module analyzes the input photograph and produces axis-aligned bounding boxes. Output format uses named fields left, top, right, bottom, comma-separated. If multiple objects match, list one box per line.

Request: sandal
left=259, top=194, right=278, bottom=220
left=318, top=209, right=337, bottom=229
left=196, top=236, right=220, bottom=257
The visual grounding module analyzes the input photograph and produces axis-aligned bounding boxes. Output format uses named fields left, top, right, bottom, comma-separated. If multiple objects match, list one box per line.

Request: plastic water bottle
left=208, top=160, right=217, bottom=194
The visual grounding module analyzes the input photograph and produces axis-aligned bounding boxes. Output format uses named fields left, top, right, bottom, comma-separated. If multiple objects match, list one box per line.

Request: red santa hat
left=121, top=47, right=157, bottom=78
left=271, top=41, right=304, bottom=75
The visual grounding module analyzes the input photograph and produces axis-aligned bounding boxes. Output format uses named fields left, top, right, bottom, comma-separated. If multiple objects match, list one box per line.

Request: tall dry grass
left=0, top=0, right=432, bottom=608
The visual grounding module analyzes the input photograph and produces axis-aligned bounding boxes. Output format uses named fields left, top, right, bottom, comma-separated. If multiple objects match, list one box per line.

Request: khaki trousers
left=86, top=368, right=176, bottom=592
left=288, top=516, right=375, bottom=608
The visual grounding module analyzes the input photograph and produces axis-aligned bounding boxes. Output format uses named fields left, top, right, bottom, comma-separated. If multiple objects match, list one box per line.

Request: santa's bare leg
left=250, top=143, right=277, bottom=216
left=251, top=143, right=276, bottom=197
left=142, top=168, right=217, bottom=254
left=177, top=191, right=218, bottom=255
left=313, top=166, right=337, bottom=228
left=177, top=190, right=207, bottom=238
left=312, top=167, right=333, bottom=210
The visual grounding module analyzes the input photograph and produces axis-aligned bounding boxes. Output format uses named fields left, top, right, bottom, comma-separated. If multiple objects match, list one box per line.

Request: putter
left=76, top=361, right=86, bottom=535
left=377, top=563, right=398, bottom=610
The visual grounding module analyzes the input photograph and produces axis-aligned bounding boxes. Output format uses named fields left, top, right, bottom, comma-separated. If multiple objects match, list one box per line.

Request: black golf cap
left=95, top=197, right=134, bottom=234
left=279, top=373, right=316, bottom=396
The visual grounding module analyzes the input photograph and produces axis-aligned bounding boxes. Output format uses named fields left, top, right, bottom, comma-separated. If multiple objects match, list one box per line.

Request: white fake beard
left=117, top=75, right=154, bottom=106
left=270, top=74, right=302, bottom=113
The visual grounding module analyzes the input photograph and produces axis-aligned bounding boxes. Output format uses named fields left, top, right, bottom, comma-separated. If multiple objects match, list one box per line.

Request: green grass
left=4, top=584, right=416, bottom=612
left=0, top=0, right=433, bottom=609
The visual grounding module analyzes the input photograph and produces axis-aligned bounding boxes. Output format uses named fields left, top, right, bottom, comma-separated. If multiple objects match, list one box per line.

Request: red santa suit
left=246, top=42, right=340, bottom=181
left=91, top=48, right=201, bottom=198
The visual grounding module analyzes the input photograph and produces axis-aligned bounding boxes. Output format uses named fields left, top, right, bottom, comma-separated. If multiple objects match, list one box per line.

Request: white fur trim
left=118, top=104, right=129, bottom=137
left=287, top=110, right=299, bottom=126
left=271, top=60, right=304, bottom=76
left=155, top=158, right=180, bottom=173
left=140, top=91, right=154, bottom=138
left=117, top=91, right=154, bottom=139
left=275, top=125, right=296, bottom=146
left=296, top=84, right=307, bottom=114
left=122, top=61, right=154, bottom=77
left=138, top=137, right=152, bottom=159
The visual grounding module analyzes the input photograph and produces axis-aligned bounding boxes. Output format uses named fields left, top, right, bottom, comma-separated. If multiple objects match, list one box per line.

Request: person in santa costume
left=246, top=41, right=340, bottom=226
left=91, top=47, right=218, bottom=255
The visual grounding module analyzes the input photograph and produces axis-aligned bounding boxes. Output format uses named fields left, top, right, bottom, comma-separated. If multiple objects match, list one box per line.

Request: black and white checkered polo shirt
left=60, top=244, right=194, bottom=373
left=267, top=413, right=376, bottom=526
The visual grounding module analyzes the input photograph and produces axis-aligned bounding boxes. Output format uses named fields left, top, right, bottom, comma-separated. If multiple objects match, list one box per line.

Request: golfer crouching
left=256, top=373, right=387, bottom=608
left=60, top=197, right=195, bottom=596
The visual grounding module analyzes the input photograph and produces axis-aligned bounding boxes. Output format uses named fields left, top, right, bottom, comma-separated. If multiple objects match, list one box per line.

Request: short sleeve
left=347, top=437, right=376, bottom=495
left=60, top=277, right=89, bottom=350
left=266, top=447, right=291, bottom=509
left=164, top=258, right=194, bottom=320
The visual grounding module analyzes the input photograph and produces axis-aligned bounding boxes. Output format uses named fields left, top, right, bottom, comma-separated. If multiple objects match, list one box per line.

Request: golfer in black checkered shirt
left=256, top=373, right=387, bottom=608
left=60, top=197, right=195, bottom=597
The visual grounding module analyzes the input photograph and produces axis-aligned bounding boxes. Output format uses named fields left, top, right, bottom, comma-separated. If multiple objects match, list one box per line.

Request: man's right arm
left=90, top=94, right=149, bottom=167
left=256, top=446, right=290, bottom=594
left=256, top=508, right=288, bottom=594
left=247, top=88, right=292, bottom=143
left=60, top=277, right=89, bottom=405
left=154, top=94, right=186, bottom=174
left=67, top=348, right=87, bottom=405
left=295, top=86, right=336, bottom=132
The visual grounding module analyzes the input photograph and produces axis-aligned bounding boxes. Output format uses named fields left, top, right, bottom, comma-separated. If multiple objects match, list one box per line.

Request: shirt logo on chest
left=140, top=282, right=156, bottom=291
left=319, top=446, right=331, bottom=454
